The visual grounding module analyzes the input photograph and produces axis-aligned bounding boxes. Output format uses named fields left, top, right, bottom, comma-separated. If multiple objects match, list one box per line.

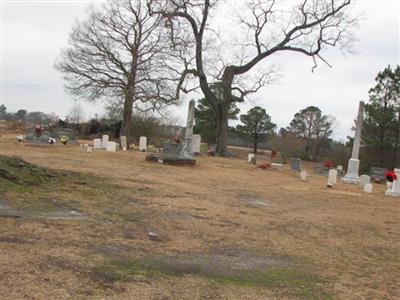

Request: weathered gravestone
left=290, top=158, right=301, bottom=171
left=192, top=134, right=201, bottom=155
left=106, top=141, right=117, bottom=152
left=364, top=183, right=373, bottom=193
left=93, top=139, right=102, bottom=149
left=300, top=171, right=307, bottom=181
left=385, top=168, right=400, bottom=197
left=102, top=135, right=109, bottom=149
left=120, top=136, right=127, bottom=151
left=248, top=153, right=255, bottom=163
left=359, top=174, right=370, bottom=188
left=153, top=100, right=196, bottom=165
left=327, top=169, right=337, bottom=187
left=139, top=136, right=147, bottom=152
left=370, top=167, right=387, bottom=183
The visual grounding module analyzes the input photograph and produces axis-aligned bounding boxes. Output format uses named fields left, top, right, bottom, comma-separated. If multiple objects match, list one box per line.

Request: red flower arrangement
left=324, top=160, right=334, bottom=169
left=385, top=170, right=397, bottom=182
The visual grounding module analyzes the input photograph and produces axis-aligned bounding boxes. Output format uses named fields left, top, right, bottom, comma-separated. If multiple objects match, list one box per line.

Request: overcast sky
left=1, top=0, right=399, bottom=141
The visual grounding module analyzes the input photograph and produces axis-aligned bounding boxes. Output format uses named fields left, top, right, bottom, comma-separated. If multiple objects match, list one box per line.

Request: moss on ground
left=93, top=258, right=333, bottom=298
left=0, top=155, right=53, bottom=188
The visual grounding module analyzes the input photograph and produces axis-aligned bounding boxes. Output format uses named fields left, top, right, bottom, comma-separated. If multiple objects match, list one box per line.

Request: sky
left=0, top=0, right=399, bottom=141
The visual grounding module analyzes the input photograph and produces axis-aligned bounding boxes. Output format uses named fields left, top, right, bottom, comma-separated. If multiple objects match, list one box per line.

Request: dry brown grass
left=0, top=132, right=399, bottom=299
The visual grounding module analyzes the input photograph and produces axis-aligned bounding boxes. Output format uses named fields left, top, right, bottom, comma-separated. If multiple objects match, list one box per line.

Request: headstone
left=177, top=99, right=195, bottom=160
left=290, top=158, right=301, bottom=171
left=248, top=153, right=255, bottom=163
left=300, top=171, right=307, bottom=181
left=337, top=165, right=344, bottom=176
left=192, top=134, right=201, bottom=155
left=370, top=167, right=387, bottom=183
left=139, top=136, right=147, bottom=152
left=86, top=146, right=93, bottom=153
left=327, top=169, right=338, bottom=187
left=120, top=136, right=127, bottom=151
left=313, top=165, right=324, bottom=175
left=342, top=101, right=364, bottom=184
left=106, top=141, right=117, bottom=152
left=93, top=138, right=102, bottom=149
left=363, top=183, right=373, bottom=193
left=359, top=174, right=370, bottom=188
left=102, top=135, right=109, bottom=149
left=385, top=168, right=400, bottom=197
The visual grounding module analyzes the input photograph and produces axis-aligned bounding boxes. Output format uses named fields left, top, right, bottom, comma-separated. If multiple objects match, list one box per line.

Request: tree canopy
left=235, top=106, right=276, bottom=153
left=288, top=106, right=335, bottom=161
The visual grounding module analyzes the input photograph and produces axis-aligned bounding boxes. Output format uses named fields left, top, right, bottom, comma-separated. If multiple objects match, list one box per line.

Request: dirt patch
left=239, top=195, right=269, bottom=208
left=0, top=199, right=88, bottom=220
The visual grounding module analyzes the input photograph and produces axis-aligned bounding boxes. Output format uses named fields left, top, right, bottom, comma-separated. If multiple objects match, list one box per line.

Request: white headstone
left=337, top=165, right=343, bottom=171
left=248, top=153, right=255, bottom=162
left=93, top=138, right=102, bottom=149
left=120, top=136, right=127, bottom=151
left=106, top=141, right=117, bottom=152
left=139, top=136, right=147, bottom=151
left=327, top=169, right=338, bottom=186
left=192, top=134, right=201, bottom=155
left=385, top=168, right=400, bottom=197
left=102, top=135, right=109, bottom=148
left=86, top=146, right=93, bottom=153
left=300, top=171, right=307, bottom=181
left=363, top=183, right=373, bottom=193
left=359, top=174, right=370, bottom=188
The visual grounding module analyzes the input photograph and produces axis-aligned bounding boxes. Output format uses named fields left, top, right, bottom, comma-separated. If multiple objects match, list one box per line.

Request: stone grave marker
left=300, top=171, right=307, bottom=181
left=106, top=141, right=117, bottom=152
left=327, top=169, right=338, bottom=187
left=192, top=134, right=201, bottom=155
left=385, top=168, right=400, bottom=197
left=139, top=136, right=147, bottom=152
left=364, top=183, right=373, bottom=193
left=248, top=153, right=255, bottom=163
left=102, top=135, right=109, bottom=149
left=290, top=158, right=301, bottom=171
left=120, top=136, right=127, bottom=151
left=370, top=167, right=387, bottom=183
left=359, top=174, right=370, bottom=188
left=93, top=138, right=102, bottom=149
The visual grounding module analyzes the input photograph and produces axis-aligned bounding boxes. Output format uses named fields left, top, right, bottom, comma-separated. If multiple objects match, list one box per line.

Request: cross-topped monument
left=342, top=101, right=364, bottom=184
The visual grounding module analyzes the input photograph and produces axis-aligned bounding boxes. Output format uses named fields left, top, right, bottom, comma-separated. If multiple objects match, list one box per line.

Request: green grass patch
left=94, top=258, right=332, bottom=298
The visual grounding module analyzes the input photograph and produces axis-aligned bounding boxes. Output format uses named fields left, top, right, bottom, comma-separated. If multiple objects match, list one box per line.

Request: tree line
left=55, top=0, right=357, bottom=156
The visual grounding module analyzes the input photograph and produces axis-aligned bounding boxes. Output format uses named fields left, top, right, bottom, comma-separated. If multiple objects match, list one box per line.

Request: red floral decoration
left=324, top=160, right=334, bottom=169
left=385, top=170, right=397, bottom=181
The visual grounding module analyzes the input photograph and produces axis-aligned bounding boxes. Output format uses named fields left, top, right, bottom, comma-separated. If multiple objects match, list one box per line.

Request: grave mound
left=0, top=155, right=53, bottom=186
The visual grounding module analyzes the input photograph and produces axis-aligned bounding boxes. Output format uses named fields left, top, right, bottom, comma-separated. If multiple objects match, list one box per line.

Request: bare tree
left=149, top=0, right=357, bottom=156
left=55, top=0, right=190, bottom=139
left=67, top=100, right=85, bottom=125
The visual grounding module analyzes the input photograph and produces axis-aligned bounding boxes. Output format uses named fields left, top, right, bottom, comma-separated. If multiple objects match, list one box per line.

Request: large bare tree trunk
left=216, top=103, right=229, bottom=156
left=120, top=95, right=133, bottom=138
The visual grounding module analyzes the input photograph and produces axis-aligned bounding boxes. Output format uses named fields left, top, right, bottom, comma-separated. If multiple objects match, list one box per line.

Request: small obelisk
left=178, top=99, right=195, bottom=160
left=342, top=101, right=364, bottom=184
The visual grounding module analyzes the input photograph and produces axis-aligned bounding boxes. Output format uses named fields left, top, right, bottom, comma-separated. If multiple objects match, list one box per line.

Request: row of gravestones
left=91, top=134, right=202, bottom=154
left=291, top=157, right=400, bottom=197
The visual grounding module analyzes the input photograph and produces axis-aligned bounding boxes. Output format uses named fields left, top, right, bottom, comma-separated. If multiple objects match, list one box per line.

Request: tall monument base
left=341, top=158, right=360, bottom=184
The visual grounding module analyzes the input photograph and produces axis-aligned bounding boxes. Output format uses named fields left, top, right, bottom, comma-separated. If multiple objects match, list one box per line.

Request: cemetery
left=1, top=0, right=399, bottom=299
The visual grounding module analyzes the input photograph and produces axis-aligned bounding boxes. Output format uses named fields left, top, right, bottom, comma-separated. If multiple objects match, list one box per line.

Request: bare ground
left=0, top=133, right=399, bottom=299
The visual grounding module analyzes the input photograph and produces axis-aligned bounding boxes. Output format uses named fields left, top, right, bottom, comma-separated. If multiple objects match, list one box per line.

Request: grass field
left=0, top=133, right=399, bottom=299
